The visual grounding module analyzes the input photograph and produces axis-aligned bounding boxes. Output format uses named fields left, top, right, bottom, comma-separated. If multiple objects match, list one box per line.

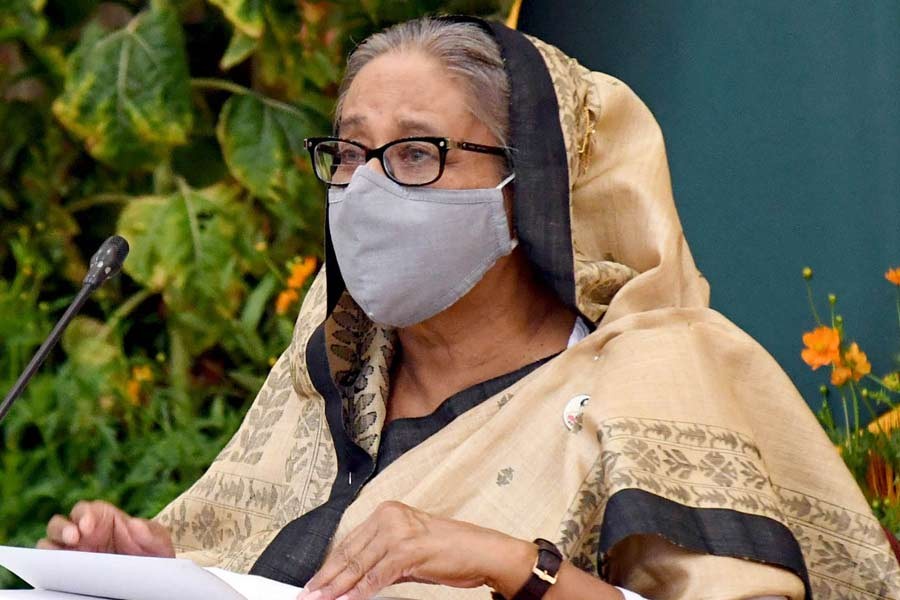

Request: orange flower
left=287, top=257, right=317, bottom=289
left=830, top=342, right=872, bottom=386
left=886, top=267, right=900, bottom=286
left=844, top=342, right=872, bottom=381
left=275, top=288, right=299, bottom=315
left=125, top=365, right=154, bottom=405
left=801, top=326, right=841, bottom=369
left=831, top=365, right=852, bottom=386
left=126, top=379, right=142, bottom=406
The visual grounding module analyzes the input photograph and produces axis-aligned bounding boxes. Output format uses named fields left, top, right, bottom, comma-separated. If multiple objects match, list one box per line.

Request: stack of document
left=0, top=546, right=301, bottom=600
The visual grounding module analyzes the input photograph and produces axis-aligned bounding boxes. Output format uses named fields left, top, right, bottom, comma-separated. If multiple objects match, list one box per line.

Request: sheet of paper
left=0, top=546, right=246, bottom=600
left=204, top=567, right=302, bottom=600
left=0, top=591, right=99, bottom=599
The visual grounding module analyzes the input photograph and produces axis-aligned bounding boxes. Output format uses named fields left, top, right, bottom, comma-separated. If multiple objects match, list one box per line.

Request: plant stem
left=850, top=382, right=861, bottom=434
left=176, top=178, right=203, bottom=263
left=805, top=280, right=822, bottom=325
left=866, top=374, right=900, bottom=397
left=841, top=389, right=851, bottom=445
left=190, top=78, right=308, bottom=120
left=66, top=194, right=132, bottom=213
left=860, top=390, right=885, bottom=435
left=107, top=288, right=154, bottom=329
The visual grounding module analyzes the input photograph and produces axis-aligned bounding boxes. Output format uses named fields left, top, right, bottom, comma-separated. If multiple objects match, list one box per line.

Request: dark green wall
left=519, top=1, right=900, bottom=415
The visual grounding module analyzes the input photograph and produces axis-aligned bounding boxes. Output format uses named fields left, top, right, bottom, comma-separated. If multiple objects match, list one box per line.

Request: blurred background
left=518, top=0, right=900, bottom=430
left=1, top=0, right=898, bottom=587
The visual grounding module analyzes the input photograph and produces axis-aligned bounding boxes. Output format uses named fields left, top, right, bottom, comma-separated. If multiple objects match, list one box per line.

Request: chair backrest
left=520, top=0, right=900, bottom=416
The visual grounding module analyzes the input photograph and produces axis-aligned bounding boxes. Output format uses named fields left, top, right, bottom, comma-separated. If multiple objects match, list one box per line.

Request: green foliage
left=0, top=0, right=509, bottom=588
left=52, top=6, right=193, bottom=171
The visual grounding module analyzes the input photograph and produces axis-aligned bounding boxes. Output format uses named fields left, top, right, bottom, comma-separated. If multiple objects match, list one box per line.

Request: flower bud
left=861, top=388, right=869, bottom=399
left=835, top=315, right=843, bottom=325
left=828, top=293, right=837, bottom=305
left=819, top=384, right=829, bottom=397
left=802, top=267, right=813, bottom=280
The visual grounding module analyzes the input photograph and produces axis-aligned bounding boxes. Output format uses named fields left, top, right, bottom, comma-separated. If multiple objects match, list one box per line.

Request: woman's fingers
left=305, top=517, right=382, bottom=596
left=126, top=517, right=175, bottom=557
left=46, top=514, right=79, bottom=546
left=70, top=500, right=118, bottom=551
left=336, top=545, right=418, bottom=600
left=36, top=538, right=64, bottom=550
left=41, top=500, right=173, bottom=557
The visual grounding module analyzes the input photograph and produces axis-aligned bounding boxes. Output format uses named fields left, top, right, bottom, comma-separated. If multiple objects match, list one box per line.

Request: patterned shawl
left=155, top=17, right=900, bottom=600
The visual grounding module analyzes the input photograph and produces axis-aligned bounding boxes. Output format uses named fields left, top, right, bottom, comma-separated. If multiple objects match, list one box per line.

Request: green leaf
left=51, top=6, right=192, bottom=171
left=0, top=0, right=49, bottom=42
left=220, top=29, right=258, bottom=70
left=216, top=93, right=314, bottom=203
left=240, top=271, right=277, bottom=330
left=60, top=316, right=121, bottom=369
left=116, top=181, right=258, bottom=354
left=208, top=0, right=264, bottom=38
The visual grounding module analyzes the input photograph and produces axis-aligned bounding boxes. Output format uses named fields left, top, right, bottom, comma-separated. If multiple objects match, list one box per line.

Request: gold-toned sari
left=156, top=17, right=900, bottom=600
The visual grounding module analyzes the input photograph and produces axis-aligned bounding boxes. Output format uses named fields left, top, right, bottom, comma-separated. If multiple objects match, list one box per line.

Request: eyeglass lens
left=313, top=140, right=442, bottom=185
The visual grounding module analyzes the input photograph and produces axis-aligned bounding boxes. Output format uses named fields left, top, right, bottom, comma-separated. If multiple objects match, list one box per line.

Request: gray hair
left=335, top=17, right=511, bottom=148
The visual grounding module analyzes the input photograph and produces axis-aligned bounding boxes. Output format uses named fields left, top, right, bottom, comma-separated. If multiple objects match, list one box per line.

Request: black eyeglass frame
left=303, top=136, right=510, bottom=187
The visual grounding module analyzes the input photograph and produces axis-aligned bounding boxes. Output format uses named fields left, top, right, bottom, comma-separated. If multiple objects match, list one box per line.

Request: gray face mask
left=328, top=167, right=517, bottom=328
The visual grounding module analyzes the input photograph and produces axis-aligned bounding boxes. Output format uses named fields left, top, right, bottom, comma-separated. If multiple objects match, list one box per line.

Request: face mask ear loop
left=496, top=173, right=516, bottom=189
left=496, top=172, right=518, bottom=249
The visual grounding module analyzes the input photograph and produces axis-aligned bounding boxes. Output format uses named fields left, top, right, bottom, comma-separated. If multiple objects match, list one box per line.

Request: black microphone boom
left=0, top=236, right=130, bottom=424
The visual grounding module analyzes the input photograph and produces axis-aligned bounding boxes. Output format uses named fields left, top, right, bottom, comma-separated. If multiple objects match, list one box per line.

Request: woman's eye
left=400, top=145, right=436, bottom=164
left=339, top=148, right=364, bottom=163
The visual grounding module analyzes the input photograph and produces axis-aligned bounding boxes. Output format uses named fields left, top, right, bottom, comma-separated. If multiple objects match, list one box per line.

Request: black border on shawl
left=323, top=16, right=577, bottom=315
left=484, top=19, right=575, bottom=310
left=250, top=322, right=372, bottom=585
left=600, top=488, right=812, bottom=599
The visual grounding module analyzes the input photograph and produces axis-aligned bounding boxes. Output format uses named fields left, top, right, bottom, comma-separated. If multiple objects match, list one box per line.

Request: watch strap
left=506, top=538, right=563, bottom=600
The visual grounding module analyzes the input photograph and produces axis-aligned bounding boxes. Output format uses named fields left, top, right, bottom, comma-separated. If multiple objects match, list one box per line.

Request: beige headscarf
left=156, top=18, right=900, bottom=600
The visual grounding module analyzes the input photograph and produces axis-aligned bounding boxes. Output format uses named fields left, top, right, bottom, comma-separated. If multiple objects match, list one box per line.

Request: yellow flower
left=132, top=365, right=153, bottom=382
left=287, top=257, right=317, bottom=289
left=886, top=267, right=900, bottom=286
left=801, top=326, right=841, bottom=370
left=275, top=288, right=299, bottom=315
left=884, top=372, right=900, bottom=392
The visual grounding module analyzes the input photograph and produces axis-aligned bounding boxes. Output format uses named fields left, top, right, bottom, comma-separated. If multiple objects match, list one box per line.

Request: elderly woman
left=39, top=15, right=900, bottom=600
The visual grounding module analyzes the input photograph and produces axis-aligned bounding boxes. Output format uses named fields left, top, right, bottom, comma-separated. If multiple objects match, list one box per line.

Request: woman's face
left=338, top=50, right=506, bottom=189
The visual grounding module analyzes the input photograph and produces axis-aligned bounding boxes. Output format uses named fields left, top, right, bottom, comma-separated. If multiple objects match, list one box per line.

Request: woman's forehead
left=339, top=52, right=479, bottom=141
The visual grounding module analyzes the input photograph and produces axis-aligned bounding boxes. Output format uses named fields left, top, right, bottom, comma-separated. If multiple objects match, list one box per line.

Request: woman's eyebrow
left=337, top=115, right=365, bottom=138
left=396, top=117, right=440, bottom=137
left=337, top=115, right=441, bottom=140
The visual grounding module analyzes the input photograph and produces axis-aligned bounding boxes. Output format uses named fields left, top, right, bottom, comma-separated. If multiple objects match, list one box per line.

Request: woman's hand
left=299, top=501, right=535, bottom=600
left=37, top=500, right=174, bottom=557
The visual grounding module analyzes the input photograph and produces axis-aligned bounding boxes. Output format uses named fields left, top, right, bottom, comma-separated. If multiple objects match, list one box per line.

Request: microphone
left=0, top=236, right=130, bottom=424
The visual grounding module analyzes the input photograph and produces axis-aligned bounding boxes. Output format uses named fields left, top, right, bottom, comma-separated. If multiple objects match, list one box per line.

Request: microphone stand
left=0, top=235, right=129, bottom=425
left=0, top=284, right=96, bottom=423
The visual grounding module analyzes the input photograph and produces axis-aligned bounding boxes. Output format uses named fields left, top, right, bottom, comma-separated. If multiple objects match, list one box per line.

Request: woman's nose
left=365, top=157, right=386, bottom=177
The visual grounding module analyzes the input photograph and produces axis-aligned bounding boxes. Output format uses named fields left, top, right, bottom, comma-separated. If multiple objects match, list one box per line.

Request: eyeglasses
left=304, top=136, right=509, bottom=187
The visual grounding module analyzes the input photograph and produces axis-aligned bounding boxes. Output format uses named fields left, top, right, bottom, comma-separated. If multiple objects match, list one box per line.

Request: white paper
left=0, top=546, right=246, bottom=600
left=204, top=567, right=302, bottom=600
left=0, top=592, right=99, bottom=599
